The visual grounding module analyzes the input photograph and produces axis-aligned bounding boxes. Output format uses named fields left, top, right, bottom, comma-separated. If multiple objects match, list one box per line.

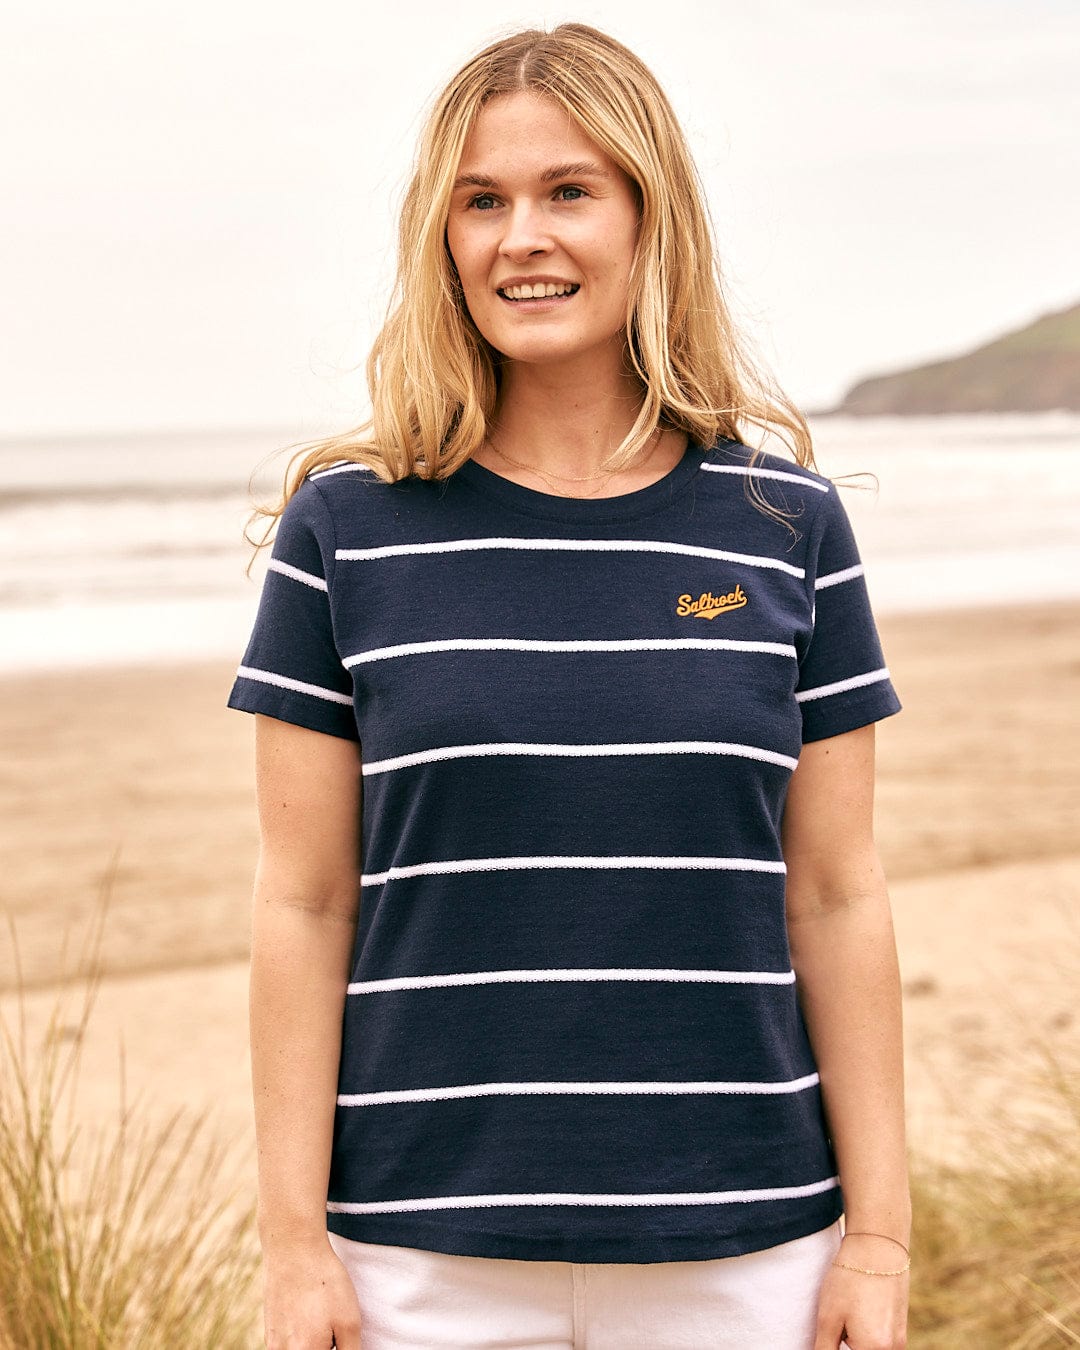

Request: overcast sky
left=2, top=0, right=1077, bottom=437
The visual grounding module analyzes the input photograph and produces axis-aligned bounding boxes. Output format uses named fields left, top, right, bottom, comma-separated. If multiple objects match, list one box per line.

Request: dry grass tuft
left=909, top=1039, right=1080, bottom=1345
left=0, top=907, right=260, bottom=1348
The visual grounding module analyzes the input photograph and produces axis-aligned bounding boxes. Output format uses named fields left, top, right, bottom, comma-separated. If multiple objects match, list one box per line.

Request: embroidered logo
left=676, top=585, right=748, bottom=620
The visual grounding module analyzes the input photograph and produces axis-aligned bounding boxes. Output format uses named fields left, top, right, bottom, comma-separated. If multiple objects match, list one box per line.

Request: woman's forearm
left=787, top=874, right=911, bottom=1242
left=249, top=876, right=358, bottom=1253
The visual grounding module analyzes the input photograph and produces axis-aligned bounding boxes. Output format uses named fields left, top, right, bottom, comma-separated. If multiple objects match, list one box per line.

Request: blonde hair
left=246, top=22, right=815, bottom=556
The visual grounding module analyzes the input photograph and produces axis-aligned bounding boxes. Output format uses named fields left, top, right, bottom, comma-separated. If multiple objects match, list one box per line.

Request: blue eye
left=470, top=194, right=497, bottom=211
left=558, top=185, right=586, bottom=201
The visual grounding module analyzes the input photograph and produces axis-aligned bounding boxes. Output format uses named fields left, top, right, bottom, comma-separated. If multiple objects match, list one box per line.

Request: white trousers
left=329, top=1220, right=845, bottom=1349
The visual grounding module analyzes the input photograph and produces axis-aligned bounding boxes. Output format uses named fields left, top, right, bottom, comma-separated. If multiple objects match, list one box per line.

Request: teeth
left=501, top=283, right=577, bottom=300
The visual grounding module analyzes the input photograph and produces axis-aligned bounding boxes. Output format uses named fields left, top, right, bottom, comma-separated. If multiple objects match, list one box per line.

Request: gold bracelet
left=833, top=1256, right=911, bottom=1277
left=841, top=1230, right=910, bottom=1257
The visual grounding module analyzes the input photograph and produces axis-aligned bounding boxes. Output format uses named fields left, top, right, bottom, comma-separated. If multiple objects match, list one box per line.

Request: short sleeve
left=226, top=477, right=360, bottom=741
left=795, top=484, right=902, bottom=743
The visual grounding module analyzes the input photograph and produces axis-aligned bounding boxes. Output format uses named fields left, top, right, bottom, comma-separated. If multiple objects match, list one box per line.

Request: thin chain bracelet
left=833, top=1255, right=911, bottom=1277
left=841, top=1231, right=910, bottom=1256
left=834, top=1231, right=911, bottom=1276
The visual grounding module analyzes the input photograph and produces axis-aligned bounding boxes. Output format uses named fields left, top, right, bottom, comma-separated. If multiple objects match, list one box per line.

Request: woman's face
left=445, top=92, right=641, bottom=380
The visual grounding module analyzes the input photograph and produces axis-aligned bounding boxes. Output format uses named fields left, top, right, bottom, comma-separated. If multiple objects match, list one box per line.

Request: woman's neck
left=489, top=361, right=648, bottom=479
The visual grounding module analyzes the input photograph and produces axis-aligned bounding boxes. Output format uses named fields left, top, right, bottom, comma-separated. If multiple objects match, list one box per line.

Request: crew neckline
left=454, top=439, right=708, bottom=523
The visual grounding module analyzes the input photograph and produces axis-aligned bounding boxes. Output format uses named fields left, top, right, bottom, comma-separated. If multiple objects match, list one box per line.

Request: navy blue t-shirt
left=227, top=437, right=901, bottom=1263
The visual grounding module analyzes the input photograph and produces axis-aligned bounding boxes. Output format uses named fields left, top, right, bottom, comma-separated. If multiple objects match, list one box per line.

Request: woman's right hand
left=262, top=1239, right=362, bottom=1349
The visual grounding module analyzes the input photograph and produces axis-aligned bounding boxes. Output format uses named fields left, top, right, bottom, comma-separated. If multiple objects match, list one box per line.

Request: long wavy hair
left=245, top=22, right=816, bottom=557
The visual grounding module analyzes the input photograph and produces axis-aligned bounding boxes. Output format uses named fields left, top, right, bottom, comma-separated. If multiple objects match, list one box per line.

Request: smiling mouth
left=497, top=283, right=580, bottom=301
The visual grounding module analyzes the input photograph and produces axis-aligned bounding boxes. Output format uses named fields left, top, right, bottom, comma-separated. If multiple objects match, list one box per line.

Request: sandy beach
left=2, top=601, right=1079, bottom=1177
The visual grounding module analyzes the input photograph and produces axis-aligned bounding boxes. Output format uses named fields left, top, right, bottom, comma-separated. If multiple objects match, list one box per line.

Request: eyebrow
left=452, top=160, right=614, bottom=191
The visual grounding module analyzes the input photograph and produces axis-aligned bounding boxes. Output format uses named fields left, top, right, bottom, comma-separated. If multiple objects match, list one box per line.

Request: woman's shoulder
left=299, top=459, right=426, bottom=513
left=699, top=437, right=833, bottom=495
left=297, top=457, right=459, bottom=552
left=304, top=458, right=388, bottom=491
left=693, top=437, right=841, bottom=560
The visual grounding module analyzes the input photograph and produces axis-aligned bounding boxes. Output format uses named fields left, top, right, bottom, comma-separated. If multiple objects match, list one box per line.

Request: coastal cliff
left=828, top=300, right=1080, bottom=415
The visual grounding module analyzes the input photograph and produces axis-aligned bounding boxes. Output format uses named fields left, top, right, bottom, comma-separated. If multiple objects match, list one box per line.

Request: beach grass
left=0, top=910, right=260, bottom=1349
left=908, top=1039, right=1080, bottom=1345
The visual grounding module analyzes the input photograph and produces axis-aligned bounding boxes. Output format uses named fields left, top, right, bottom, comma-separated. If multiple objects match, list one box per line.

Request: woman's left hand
left=813, top=1234, right=909, bottom=1350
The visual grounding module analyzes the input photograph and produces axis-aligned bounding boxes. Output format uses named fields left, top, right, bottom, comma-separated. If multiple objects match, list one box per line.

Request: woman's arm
left=782, top=723, right=909, bottom=1350
left=249, top=713, right=363, bottom=1350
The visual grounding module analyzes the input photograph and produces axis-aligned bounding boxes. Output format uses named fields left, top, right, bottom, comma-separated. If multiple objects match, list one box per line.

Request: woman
left=229, top=23, right=909, bottom=1350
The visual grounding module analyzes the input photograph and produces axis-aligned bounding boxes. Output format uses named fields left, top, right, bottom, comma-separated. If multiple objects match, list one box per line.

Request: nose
left=498, top=199, right=553, bottom=261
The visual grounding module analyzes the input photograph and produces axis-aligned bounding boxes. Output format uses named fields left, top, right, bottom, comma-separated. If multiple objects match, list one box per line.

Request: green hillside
left=829, top=301, right=1080, bottom=415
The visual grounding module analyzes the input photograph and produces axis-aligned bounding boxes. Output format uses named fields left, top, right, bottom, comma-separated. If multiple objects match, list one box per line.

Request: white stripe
left=267, top=558, right=328, bottom=591
left=815, top=564, right=864, bottom=591
left=795, top=667, right=891, bottom=704
left=348, top=967, right=797, bottom=994
left=235, top=665, right=353, bottom=706
left=338, top=1072, right=820, bottom=1107
left=700, top=463, right=830, bottom=493
left=343, top=637, right=795, bottom=668
left=335, top=536, right=805, bottom=578
left=309, top=461, right=376, bottom=478
left=361, top=855, right=786, bottom=886
left=327, top=1176, right=840, bottom=1214
left=362, top=739, right=799, bottom=777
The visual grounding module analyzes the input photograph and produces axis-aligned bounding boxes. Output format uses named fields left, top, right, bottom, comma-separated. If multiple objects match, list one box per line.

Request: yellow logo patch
left=676, top=585, right=748, bottom=620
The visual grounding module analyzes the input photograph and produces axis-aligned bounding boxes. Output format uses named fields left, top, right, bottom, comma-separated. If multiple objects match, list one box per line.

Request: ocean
left=1, top=414, right=1078, bottom=673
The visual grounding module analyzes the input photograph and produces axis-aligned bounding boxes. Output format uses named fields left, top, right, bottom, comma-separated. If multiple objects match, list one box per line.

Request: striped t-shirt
left=227, top=436, right=901, bottom=1264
